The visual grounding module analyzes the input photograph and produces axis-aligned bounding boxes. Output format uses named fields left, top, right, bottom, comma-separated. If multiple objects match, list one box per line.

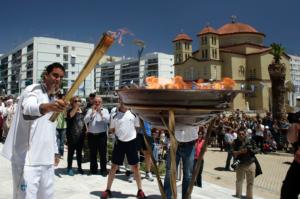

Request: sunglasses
left=74, top=100, right=81, bottom=103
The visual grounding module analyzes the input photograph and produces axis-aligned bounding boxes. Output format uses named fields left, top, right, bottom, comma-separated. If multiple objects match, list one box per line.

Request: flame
left=107, top=28, right=134, bottom=46
left=145, top=76, right=236, bottom=90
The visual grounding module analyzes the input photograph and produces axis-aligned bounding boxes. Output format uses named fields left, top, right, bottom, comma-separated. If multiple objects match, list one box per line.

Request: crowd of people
left=0, top=62, right=299, bottom=199
left=0, top=96, right=17, bottom=143
left=212, top=110, right=287, bottom=155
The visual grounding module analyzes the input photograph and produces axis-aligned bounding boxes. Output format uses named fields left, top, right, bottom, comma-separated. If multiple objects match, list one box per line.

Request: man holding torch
left=1, top=62, right=67, bottom=199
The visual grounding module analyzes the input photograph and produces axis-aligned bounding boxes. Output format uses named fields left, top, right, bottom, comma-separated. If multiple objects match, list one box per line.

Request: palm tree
left=268, top=43, right=286, bottom=122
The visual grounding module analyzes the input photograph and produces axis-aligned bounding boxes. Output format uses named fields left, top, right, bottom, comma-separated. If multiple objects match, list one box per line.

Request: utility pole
left=133, top=39, right=145, bottom=86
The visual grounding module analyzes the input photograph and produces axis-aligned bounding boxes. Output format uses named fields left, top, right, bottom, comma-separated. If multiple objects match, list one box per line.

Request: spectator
left=280, top=122, right=300, bottom=199
left=136, top=121, right=154, bottom=182
left=194, top=130, right=205, bottom=187
left=101, top=101, right=146, bottom=199
left=224, top=128, right=235, bottom=171
left=66, top=96, right=85, bottom=175
left=85, top=93, right=96, bottom=111
left=233, top=130, right=259, bottom=199
left=84, top=96, right=110, bottom=175
left=164, top=124, right=199, bottom=199
left=56, top=93, right=67, bottom=158
left=255, top=123, right=264, bottom=152
left=2, top=98, right=16, bottom=141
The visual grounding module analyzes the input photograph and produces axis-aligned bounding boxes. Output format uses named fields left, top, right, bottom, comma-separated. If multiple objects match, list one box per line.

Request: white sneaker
left=128, top=174, right=134, bottom=183
left=145, top=172, right=154, bottom=181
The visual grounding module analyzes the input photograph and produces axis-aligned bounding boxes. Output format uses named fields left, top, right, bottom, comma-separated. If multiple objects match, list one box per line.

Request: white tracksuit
left=1, top=84, right=58, bottom=199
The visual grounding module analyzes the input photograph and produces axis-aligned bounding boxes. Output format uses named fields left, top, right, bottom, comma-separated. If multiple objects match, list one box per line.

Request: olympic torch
left=49, top=33, right=114, bottom=122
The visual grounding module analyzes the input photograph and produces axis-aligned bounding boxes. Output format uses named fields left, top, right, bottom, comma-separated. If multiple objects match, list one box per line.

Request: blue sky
left=1, top=0, right=299, bottom=57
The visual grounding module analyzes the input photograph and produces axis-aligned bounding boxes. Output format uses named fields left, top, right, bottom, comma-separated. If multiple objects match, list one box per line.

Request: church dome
left=218, top=22, right=264, bottom=36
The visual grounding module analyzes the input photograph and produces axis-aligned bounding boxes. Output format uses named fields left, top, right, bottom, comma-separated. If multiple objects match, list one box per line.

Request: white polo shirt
left=175, top=125, right=199, bottom=143
left=110, top=110, right=139, bottom=142
left=1, top=84, right=58, bottom=166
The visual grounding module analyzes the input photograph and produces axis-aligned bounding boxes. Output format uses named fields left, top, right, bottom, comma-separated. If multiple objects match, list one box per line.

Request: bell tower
left=172, top=33, right=192, bottom=64
left=197, top=25, right=219, bottom=60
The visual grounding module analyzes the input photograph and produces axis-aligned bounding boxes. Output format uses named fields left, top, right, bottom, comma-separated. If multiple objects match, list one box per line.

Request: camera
left=287, top=111, right=300, bottom=124
left=231, top=159, right=240, bottom=170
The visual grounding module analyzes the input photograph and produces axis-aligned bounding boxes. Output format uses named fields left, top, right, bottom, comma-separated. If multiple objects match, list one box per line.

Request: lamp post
left=133, top=39, right=145, bottom=85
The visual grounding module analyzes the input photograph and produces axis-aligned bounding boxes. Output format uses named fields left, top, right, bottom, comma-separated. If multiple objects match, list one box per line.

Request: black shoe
left=78, top=168, right=84, bottom=174
left=100, top=170, right=108, bottom=177
left=90, top=170, right=98, bottom=175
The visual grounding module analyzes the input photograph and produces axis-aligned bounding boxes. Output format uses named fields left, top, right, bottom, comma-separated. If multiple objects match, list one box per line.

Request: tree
left=268, top=43, right=286, bottom=122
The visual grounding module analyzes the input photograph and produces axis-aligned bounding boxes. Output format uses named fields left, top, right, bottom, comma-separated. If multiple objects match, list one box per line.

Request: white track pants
left=12, top=163, right=54, bottom=199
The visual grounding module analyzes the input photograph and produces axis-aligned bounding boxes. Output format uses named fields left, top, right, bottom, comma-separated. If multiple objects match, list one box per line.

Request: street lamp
left=133, top=39, right=145, bottom=85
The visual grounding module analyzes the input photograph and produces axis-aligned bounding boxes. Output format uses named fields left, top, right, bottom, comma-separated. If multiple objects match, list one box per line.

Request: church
left=173, top=17, right=291, bottom=111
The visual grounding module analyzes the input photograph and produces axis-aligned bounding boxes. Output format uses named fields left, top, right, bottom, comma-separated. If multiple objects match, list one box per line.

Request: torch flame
left=107, top=28, right=134, bottom=46
left=145, top=76, right=236, bottom=90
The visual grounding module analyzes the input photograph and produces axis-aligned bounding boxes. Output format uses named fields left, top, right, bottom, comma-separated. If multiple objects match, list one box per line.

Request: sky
left=1, top=0, right=300, bottom=58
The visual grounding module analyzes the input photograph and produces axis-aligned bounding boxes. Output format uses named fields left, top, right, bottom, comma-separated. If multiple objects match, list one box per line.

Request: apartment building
left=289, top=54, right=300, bottom=106
left=95, top=52, right=174, bottom=93
left=0, top=37, right=94, bottom=96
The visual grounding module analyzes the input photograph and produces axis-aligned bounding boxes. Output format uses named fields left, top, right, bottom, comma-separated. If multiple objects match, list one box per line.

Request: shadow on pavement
left=54, top=168, right=66, bottom=178
left=282, top=161, right=292, bottom=165
left=214, top=167, right=227, bottom=171
left=91, top=190, right=162, bottom=198
left=209, top=148, right=224, bottom=152
left=90, top=190, right=135, bottom=198
left=54, top=168, right=92, bottom=177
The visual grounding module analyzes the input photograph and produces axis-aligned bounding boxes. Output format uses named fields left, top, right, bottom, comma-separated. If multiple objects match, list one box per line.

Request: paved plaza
left=0, top=143, right=293, bottom=199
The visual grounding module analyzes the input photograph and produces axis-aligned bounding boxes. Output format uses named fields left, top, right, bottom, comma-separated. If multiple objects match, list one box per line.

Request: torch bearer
left=49, top=33, right=114, bottom=122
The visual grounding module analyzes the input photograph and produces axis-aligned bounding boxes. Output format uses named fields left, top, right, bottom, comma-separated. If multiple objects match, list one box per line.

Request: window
left=185, top=42, right=189, bottom=50
left=185, top=54, right=189, bottom=60
left=212, top=37, right=217, bottom=45
left=27, top=54, right=33, bottom=60
left=63, top=63, right=68, bottom=70
left=26, top=63, right=33, bottom=69
left=72, top=46, right=75, bottom=51
left=176, top=42, right=180, bottom=50
left=63, top=54, right=68, bottom=61
left=71, top=72, right=75, bottom=75
left=148, top=58, right=158, bottom=64
left=56, top=54, right=60, bottom=57
left=71, top=56, right=76, bottom=65
left=239, top=65, right=245, bottom=76
left=63, top=46, right=69, bottom=53
left=27, top=44, right=33, bottom=52
left=56, top=45, right=60, bottom=49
